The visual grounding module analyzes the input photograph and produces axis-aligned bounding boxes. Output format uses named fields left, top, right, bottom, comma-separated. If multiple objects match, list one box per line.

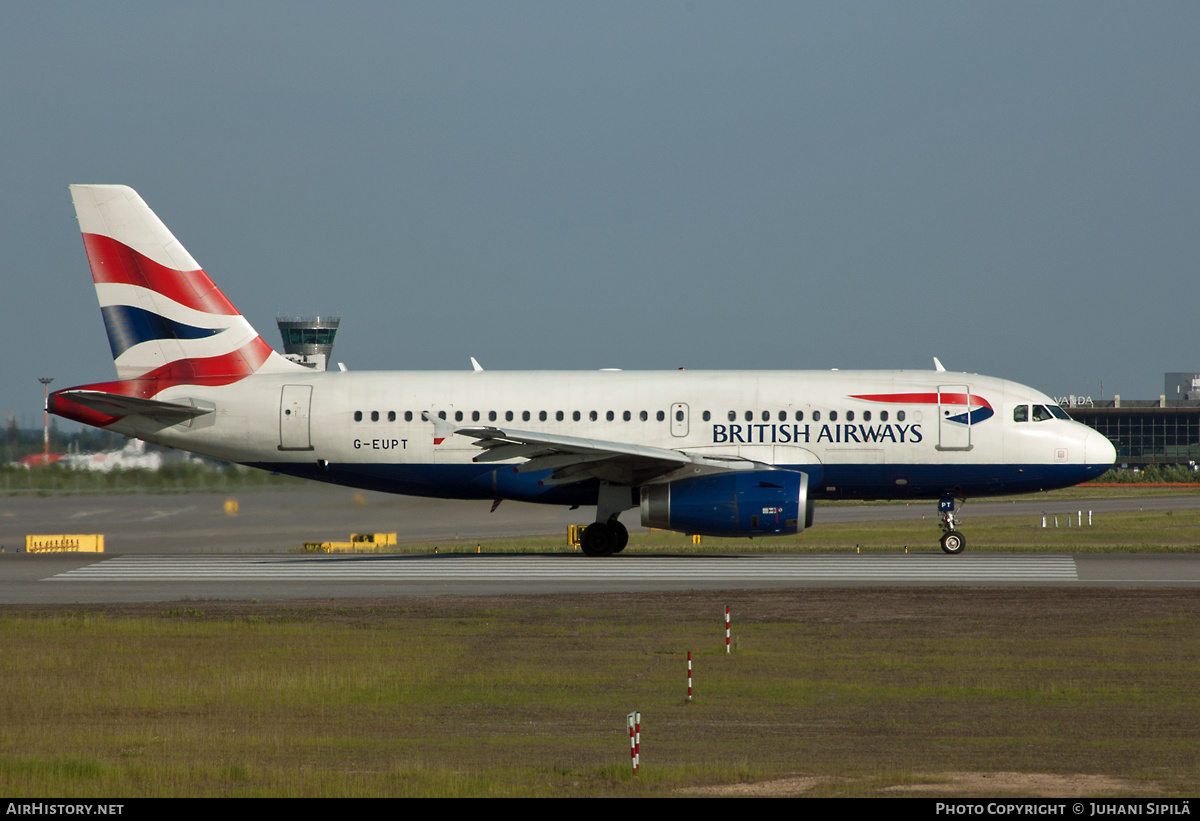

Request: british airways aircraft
left=49, top=185, right=1116, bottom=556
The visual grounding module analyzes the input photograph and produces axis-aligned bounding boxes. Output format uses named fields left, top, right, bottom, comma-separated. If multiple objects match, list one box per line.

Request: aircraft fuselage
left=85, top=367, right=1112, bottom=504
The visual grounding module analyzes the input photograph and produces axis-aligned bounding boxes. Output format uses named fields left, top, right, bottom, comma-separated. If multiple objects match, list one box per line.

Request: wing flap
left=471, top=443, right=557, bottom=463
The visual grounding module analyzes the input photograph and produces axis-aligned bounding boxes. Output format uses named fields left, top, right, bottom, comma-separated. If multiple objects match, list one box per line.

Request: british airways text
left=711, top=423, right=923, bottom=444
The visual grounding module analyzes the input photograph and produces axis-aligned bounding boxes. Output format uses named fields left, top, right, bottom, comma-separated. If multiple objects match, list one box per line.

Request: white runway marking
left=51, top=554, right=1078, bottom=582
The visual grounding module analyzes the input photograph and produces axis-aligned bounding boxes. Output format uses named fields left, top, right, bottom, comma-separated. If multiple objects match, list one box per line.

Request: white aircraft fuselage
left=112, top=368, right=1109, bottom=501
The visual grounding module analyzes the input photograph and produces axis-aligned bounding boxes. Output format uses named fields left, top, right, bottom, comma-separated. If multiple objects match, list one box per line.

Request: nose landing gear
left=938, top=497, right=966, bottom=555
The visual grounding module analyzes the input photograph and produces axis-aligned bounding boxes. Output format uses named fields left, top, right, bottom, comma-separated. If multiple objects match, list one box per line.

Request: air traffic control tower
left=276, top=316, right=340, bottom=371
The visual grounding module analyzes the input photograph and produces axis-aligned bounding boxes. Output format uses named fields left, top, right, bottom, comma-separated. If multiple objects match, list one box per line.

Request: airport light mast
left=38, top=377, right=52, bottom=464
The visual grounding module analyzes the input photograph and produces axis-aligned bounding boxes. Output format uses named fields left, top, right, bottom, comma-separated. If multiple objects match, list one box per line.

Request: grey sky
left=3, top=2, right=1197, bottom=429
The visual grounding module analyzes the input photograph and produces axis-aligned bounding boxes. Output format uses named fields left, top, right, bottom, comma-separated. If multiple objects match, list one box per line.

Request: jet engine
left=639, top=469, right=814, bottom=537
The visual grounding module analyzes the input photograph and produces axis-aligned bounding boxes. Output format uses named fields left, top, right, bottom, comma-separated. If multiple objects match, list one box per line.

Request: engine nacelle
left=640, top=469, right=814, bottom=538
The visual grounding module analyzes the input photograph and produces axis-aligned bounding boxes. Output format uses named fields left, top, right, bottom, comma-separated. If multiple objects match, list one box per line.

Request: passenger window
left=354, top=411, right=362, bottom=422
left=728, top=410, right=737, bottom=422
left=522, top=411, right=530, bottom=421
left=1013, top=405, right=1028, bottom=423
left=589, top=411, right=598, bottom=421
left=829, top=411, right=838, bottom=422
left=657, top=411, right=665, bottom=422
left=557, top=411, right=564, bottom=421
left=454, top=411, right=463, bottom=422
left=863, top=410, right=871, bottom=422
left=846, top=410, right=854, bottom=422
left=624, top=411, right=632, bottom=421
left=640, top=411, right=648, bottom=421
left=676, top=409, right=684, bottom=422
left=761, top=410, right=770, bottom=422
left=812, top=411, right=821, bottom=422
left=880, top=410, right=889, bottom=422
left=606, top=411, right=614, bottom=421
left=505, top=411, right=514, bottom=422
left=540, top=411, right=548, bottom=422
left=488, top=411, right=497, bottom=422
left=405, top=411, right=413, bottom=422
left=573, top=411, right=581, bottom=421
left=472, top=410, right=480, bottom=422
left=778, top=411, right=787, bottom=421
left=437, top=411, right=446, bottom=420
left=702, top=411, right=711, bottom=422
left=897, top=410, right=906, bottom=422
left=745, top=411, right=753, bottom=422
left=795, top=411, right=804, bottom=421
left=371, top=411, right=379, bottom=422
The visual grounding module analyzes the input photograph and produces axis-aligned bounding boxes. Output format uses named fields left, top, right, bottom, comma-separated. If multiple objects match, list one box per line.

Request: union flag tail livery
left=50, top=185, right=1116, bottom=556
left=70, top=184, right=301, bottom=382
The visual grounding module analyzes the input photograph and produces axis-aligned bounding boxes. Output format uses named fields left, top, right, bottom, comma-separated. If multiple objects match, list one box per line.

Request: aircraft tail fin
left=69, top=184, right=304, bottom=382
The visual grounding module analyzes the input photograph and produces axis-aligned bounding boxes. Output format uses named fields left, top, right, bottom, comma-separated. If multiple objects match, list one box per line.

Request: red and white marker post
left=687, top=651, right=693, bottom=702
left=626, top=711, right=641, bottom=774
left=725, top=606, right=731, bottom=654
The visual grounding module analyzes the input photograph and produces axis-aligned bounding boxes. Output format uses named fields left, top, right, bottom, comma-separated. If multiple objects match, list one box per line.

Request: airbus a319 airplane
left=49, top=185, right=1116, bottom=555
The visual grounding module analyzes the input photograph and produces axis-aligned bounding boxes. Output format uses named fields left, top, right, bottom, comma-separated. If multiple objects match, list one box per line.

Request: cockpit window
left=1049, top=405, right=1070, bottom=420
left=1032, top=405, right=1054, bottom=422
left=1013, top=405, right=1028, bottom=423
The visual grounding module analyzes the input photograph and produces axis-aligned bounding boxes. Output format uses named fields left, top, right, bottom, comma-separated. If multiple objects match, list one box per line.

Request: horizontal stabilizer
left=52, top=390, right=213, bottom=421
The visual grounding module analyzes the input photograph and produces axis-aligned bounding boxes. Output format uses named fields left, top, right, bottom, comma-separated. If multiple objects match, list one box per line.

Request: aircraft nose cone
left=1085, top=428, right=1117, bottom=468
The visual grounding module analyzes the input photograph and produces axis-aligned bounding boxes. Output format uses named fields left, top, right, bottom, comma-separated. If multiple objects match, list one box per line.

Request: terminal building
left=1064, top=374, right=1200, bottom=467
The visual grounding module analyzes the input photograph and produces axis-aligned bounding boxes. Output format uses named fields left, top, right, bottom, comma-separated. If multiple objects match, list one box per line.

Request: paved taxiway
left=4, top=487, right=1199, bottom=554
left=2, top=489, right=1198, bottom=603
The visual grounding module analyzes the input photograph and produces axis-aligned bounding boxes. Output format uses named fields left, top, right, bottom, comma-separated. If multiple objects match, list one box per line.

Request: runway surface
left=3, top=489, right=1199, bottom=603
left=3, top=552, right=1199, bottom=604
left=52, top=554, right=1082, bottom=581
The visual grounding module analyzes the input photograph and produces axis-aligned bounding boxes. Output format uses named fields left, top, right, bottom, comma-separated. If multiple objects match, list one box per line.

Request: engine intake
left=640, top=469, right=814, bottom=537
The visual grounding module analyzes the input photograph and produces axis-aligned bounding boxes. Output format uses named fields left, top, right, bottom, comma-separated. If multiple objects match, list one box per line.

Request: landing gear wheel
left=940, top=530, right=966, bottom=555
left=610, top=521, right=629, bottom=554
left=581, top=522, right=617, bottom=557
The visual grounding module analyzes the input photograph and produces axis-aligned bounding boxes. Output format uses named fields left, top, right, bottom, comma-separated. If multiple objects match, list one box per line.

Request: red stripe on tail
left=82, top=233, right=239, bottom=316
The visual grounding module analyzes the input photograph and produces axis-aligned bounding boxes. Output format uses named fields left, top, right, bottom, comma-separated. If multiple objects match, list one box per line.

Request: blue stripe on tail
left=100, top=305, right=223, bottom=359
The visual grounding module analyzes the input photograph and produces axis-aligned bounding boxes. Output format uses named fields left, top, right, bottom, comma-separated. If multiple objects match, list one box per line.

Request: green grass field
left=1, top=589, right=1197, bottom=797
left=0, top=463, right=306, bottom=495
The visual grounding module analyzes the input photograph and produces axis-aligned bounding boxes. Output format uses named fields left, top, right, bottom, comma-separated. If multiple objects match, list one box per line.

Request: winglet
left=421, top=411, right=458, bottom=445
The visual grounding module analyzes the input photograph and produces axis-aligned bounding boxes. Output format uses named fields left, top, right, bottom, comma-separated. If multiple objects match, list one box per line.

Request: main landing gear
left=938, top=497, right=966, bottom=555
left=581, top=519, right=629, bottom=557
left=580, top=482, right=634, bottom=557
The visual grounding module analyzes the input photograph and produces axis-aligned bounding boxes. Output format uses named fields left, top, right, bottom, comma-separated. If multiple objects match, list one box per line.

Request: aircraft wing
left=422, top=412, right=759, bottom=485
left=52, top=390, right=213, bottom=421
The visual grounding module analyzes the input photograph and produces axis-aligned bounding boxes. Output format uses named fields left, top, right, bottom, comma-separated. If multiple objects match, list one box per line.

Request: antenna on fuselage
left=933, top=357, right=946, bottom=372
left=470, top=357, right=484, bottom=372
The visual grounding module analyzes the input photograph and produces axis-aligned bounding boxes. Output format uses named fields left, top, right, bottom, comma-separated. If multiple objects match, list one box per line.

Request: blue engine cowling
left=639, top=469, right=814, bottom=537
